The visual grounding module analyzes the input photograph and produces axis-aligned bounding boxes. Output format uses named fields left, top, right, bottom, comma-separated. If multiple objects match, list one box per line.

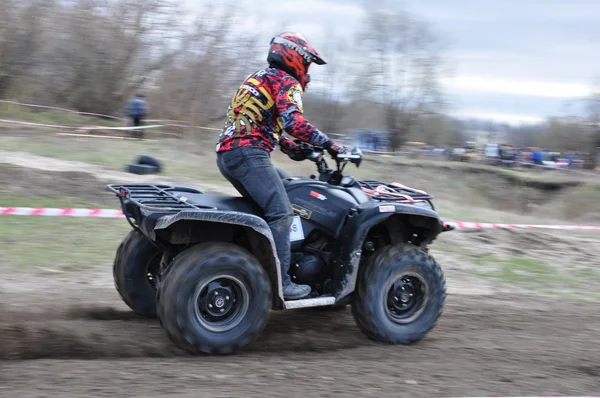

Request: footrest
left=283, top=296, right=335, bottom=309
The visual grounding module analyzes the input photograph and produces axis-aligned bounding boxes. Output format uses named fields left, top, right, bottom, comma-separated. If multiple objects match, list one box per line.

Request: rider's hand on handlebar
left=279, top=136, right=308, bottom=161
left=324, top=141, right=348, bottom=159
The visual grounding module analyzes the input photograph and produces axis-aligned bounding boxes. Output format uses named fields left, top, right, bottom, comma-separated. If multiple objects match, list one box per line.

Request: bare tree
left=353, top=3, right=446, bottom=151
left=148, top=2, right=263, bottom=124
left=0, top=0, right=50, bottom=97
left=408, top=113, right=456, bottom=146
left=2, top=0, right=452, bottom=142
left=37, top=0, right=185, bottom=114
left=306, top=30, right=356, bottom=134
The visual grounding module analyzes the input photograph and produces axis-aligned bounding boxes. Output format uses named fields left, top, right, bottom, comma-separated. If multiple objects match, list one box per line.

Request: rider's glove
left=279, top=136, right=307, bottom=161
left=323, top=140, right=347, bottom=159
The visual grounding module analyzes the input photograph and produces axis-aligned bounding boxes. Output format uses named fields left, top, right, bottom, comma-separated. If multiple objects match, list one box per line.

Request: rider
left=215, top=32, right=346, bottom=300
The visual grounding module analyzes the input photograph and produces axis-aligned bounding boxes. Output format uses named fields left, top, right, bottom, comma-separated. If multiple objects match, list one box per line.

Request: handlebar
left=287, top=140, right=364, bottom=185
left=291, top=141, right=363, bottom=166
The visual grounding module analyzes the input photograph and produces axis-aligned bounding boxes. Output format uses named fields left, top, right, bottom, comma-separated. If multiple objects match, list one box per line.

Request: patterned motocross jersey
left=215, top=68, right=330, bottom=153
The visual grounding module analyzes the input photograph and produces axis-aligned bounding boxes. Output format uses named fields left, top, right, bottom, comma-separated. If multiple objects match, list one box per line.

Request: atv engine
left=291, top=253, right=327, bottom=285
left=290, top=233, right=331, bottom=287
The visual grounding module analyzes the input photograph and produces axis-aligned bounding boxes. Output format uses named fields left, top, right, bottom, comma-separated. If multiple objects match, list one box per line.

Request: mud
left=1, top=270, right=600, bottom=397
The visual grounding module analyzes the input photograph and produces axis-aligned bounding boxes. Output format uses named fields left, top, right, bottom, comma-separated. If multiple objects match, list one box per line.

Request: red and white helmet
left=267, top=32, right=326, bottom=90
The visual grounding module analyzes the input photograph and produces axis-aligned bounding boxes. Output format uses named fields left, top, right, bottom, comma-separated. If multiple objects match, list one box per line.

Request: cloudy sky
left=185, top=0, right=599, bottom=125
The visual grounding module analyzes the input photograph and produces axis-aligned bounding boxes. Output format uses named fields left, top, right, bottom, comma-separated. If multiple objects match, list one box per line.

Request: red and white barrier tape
left=445, top=221, right=600, bottom=231
left=0, top=207, right=124, bottom=218
left=1, top=207, right=600, bottom=231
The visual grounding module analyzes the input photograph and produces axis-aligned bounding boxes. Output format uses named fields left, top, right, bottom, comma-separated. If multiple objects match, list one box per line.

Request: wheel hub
left=386, top=272, right=428, bottom=324
left=193, top=275, right=249, bottom=333
left=400, top=292, right=410, bottom=303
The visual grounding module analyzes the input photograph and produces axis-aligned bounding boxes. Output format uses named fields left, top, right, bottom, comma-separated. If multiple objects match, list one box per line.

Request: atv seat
left=171, top=192, right=264, bottom=217
left=170, top=167, right=290, bottom=217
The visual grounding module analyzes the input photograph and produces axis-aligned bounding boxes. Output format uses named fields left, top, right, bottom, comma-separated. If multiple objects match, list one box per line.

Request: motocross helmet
left=267, top=32, right=326, bottom=90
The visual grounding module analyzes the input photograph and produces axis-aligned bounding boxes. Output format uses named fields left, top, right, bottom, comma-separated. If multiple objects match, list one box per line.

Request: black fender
left=150, top=210, right=285, bottom=307
left=333, top=203, right=445, bottom=301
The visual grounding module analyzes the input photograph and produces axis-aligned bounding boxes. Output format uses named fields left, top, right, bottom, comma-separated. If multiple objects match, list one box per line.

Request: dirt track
left=1, top=270, right=599, bottom=397
left=1, top=152, right=600, bottom=396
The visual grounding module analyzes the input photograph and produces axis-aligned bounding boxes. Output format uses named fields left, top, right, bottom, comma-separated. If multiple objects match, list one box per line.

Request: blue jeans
left=216, top=147, right=294, bottom=284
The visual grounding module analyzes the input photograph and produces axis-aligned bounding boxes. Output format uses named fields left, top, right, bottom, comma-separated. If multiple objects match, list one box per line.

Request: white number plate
left=289, top=216, right=305, bottom=242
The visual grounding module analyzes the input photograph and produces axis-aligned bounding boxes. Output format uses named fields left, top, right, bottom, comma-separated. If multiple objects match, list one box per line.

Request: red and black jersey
left=215, top=68, right=330, bottom=153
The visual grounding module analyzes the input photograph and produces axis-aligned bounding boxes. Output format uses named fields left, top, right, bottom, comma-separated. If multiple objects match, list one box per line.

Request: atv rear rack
left=106, top=183, right=213, bottom=213
left=107, top=183, right=217, bottom=236
left=358, top=180, right=434, bottom=205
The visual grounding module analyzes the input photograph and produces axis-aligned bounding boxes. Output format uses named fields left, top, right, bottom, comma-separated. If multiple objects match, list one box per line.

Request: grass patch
left=0, top=194, right=97, bottom=209
left=473, top=255, right=600, bottom=301
left=474, top=255, right=559, bottom=285
left=499, top=258, right=560, bottom=283
left=0, top=193, right=129, bottom=272
left=0, top=215, right=130, bottom=272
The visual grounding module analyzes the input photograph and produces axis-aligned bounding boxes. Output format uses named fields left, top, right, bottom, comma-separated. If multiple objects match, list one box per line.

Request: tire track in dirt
left=2, top=270, right=600, bottom=397
left=2, top=295, right=600, bottom=396
left=1, top=294, right=599, bottom=361
left=0, top=304, right=375, bottom=359
left=2, top=227, right=600, bottom=361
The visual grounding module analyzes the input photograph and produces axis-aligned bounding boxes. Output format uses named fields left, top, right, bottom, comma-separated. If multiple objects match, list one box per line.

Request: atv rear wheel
left=351, top=243, right=446, bottom=344
left=156, top=242, right=271, bottom=355
left=113, top=230, right=162, bottom=318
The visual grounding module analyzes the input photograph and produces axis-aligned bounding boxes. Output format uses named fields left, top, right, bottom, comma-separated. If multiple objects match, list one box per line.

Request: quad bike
left=108, top=143, right=455, bottom=354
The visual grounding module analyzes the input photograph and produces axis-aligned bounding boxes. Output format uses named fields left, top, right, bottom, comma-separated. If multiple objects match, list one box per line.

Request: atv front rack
left=358, top=180, right=434, bottom=205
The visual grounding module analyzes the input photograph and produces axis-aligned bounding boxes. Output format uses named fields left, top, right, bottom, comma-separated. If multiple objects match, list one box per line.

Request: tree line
left=1, top=0, right=598, bottom=166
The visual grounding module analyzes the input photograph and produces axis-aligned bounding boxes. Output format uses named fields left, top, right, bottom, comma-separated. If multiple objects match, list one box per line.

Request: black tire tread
left=156, top=242, right=271, bottom=355
left=136, top=155, right=162, bottom=172
left=126, top=163, right=158, bottom=175
left=113, top=230, right=162, bottom=318
left=351, top=243, right=446, bottom=344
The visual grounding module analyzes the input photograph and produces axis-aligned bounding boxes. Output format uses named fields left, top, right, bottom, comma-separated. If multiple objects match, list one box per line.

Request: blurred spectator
left=532, top=150, right=544, bottom=165
left=373, top=133, right=380, bottom=151
left=565, top=152, right=577, bottom=168
left=521, top=148, right=532, bottom=163
left=126, top=94, right=148, bottom=139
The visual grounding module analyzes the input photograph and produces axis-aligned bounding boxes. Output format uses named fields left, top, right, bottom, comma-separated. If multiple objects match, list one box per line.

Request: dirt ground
left=1, top=150, right=600, bottom=397
left=1, top=271, right=599, bottom=397
left=0, top=150, right=239, bottom=199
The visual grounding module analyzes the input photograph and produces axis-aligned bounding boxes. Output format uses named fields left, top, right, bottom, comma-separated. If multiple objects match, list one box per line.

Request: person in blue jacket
left=127, top=94, right=148, bottom=139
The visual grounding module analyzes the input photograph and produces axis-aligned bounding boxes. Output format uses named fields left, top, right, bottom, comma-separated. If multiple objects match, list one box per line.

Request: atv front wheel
left=113, top=230, right=163, bottom=318
left=351, top=243, right=446, bottom=344
left=157, top=242, right=271, bottom=355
